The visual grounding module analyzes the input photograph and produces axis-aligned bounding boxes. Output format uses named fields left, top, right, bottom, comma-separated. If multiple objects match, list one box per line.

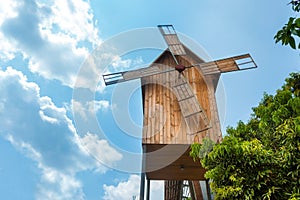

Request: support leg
left=140, top=173, right=145, bottom=200
left=205, top=180, right=212, bottom=200
left=140, top=145, right=146, bottom=200
left=146, top=179, right=150, bottom=200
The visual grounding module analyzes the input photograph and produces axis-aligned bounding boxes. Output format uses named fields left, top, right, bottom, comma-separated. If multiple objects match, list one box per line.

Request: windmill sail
left=158, top=25, right=186, bottom=65
left=103, top=64, right=174, bottom=85
left=170, top=73, right=211, bottom=136
left=103, top=54, right=256, bottom=85
left=198, top=53, right=257, bottom=75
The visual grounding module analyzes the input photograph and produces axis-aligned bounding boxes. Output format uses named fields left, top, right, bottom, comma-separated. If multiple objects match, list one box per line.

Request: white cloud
left=46, top=0, right=99, bottom=44
left=79, top=132, right=123, bottom=169
left=150, top=181, right=164, bottom=199
left=6, top=134, right=42, bottom=162
left=0, top=67, right=121, bottom=199
left=0, top=0, right=100, bottom=87
left=6, top=134, right=85, bottom=200
left=39, top=96, right=68, bottom=124
left=0, top=0, right=20, bottom=60
left=74, top=48, right=145, bottom=93
left=72, top=99, right=111, bottom=121
left=103, top=175, right=164, bottom=200
left=103, top=175, right=140, bottom=200
left=94, top=100, right=110, bottom=111
left=37, top=166, right=85, bottom=200
left=111, top=56, right=140, bottom=71
left=0, top=0, right=19, bottom=24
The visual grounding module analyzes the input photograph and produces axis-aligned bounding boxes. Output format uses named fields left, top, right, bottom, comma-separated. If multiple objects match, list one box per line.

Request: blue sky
left=0, top=0, right=298, bottom=200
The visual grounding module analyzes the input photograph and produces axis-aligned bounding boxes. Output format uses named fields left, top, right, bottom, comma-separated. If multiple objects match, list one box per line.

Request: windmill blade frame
left=103, top=53, right=257, bottom=86
left=158, top=25, right=187, bottom=65
left=196, top=53, right=257, bottom=75
left=102, top=63, right=175, bottom=85
left=170, top=73, right=211, bottom=136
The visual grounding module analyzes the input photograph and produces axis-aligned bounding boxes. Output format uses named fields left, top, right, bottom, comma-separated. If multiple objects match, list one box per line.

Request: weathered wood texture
left=191, top=181, right=205, bottom=200
left=142, top=49, right=222, bottom=199
left=141, top=51, right=222, bottom=145
left=164, top=180, right=182, bottom=200
left=164, top=180, right=206, bottom=200
left=144, top=144, right=206, bottom=180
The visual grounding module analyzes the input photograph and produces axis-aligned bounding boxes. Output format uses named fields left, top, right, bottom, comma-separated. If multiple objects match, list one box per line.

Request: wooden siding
left=164, top=180, right=182, bottom=200
left=144, top=144, right=206, bottom=180
left=141, top=51, right=221, bottom=144
left=164, top=180, right=206, bottom=200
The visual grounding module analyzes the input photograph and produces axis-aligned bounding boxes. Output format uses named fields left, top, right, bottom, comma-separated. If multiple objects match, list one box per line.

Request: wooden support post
left=191, top=181, right=204, bottom=200
left=140, top=173, right=145, bottom=200
left=188, top=181, right=196, bottom=200
left=206, top=180, right=212, bottom=200
left=140, top=145, right=146, bottom=200
left=146, top=179, right=150, bottom=200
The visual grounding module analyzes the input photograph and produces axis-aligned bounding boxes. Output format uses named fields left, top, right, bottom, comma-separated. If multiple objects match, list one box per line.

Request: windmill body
left=141, top=49, right=221, bottom=181
left=103, top=25, right=256, bottom=200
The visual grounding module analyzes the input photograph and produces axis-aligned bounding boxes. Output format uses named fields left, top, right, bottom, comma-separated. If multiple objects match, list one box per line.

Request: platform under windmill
left=103, top=25, right=257, bottom=200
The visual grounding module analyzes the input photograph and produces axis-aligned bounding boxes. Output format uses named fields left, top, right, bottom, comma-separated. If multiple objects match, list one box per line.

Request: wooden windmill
left=103, top=25, right=256, bottom=200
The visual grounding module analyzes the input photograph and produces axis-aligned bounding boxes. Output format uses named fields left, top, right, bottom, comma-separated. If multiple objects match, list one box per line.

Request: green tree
left=274, top=1, right=300, bottom=49
left=191, top=73, right=300, bottom=200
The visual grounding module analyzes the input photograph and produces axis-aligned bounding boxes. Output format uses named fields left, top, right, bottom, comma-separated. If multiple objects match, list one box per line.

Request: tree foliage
left=274, top=1, right=300, bottom=49
left=191, top=73, right=300, bottom=199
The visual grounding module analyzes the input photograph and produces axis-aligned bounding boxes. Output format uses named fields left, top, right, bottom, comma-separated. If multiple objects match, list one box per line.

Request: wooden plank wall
left=204, top=74, right=222, bottom=143
left=142, top=51, right=222, bottom=145
left=164, top=180, right=182, bottom=200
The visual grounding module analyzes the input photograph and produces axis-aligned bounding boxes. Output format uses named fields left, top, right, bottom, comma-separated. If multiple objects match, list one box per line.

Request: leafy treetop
left=191, top=73, right=300, bottom=200
left=274, top=1, right=300, bottom=49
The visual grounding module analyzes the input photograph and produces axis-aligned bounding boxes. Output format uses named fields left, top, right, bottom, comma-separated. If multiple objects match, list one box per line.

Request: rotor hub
left=175, top=64, right=186, bottom=73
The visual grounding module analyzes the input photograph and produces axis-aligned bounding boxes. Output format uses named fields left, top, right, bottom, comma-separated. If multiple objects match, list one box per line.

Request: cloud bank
left=0, top=67, right=122, bottom=199
left=0, top=0, right=100, bottom=87
left=103, top=175, right=164, bottom=200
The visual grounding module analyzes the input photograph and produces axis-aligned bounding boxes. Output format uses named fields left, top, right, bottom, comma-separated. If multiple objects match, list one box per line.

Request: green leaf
left=195, top=73, right=300, bottom=200
left=294, top=30, right=300, bottom=37
left=289, top=37, right=296, bottom=49
left=295, top=18, right=300, bottom=28
left=288, top=17, right=296, bottom=27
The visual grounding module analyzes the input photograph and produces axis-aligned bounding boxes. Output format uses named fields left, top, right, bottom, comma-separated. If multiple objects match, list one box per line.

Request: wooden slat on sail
left=170, top=74, right=211, bottom=136
left=158, top=25, right=186, bottom=56
left=102, top=64, right=173, bottom=85
left=199, top=53, right=257, bottom=75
